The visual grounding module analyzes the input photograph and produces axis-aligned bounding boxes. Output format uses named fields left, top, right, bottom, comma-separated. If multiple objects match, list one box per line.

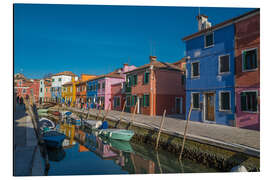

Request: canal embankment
left=14, top=102, right=47, bottom=176
left=49, top=105, right=260, bottom=172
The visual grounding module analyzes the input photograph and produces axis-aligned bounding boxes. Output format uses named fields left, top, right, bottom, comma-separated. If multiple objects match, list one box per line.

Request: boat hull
left=99, top=129, right=134, bottom=141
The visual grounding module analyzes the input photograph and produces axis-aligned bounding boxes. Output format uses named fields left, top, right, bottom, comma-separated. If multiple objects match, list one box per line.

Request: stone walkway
left=14, top=103, right=45, bottom=176
left=62, top=107, right=260, bottom=156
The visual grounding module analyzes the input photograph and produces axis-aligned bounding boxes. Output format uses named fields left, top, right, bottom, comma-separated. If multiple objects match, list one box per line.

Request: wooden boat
left=98, top=129, right=134, bottom=141
left=42, top=130, right=66, bottom=148
left=83, top=119, right=102, bottom=130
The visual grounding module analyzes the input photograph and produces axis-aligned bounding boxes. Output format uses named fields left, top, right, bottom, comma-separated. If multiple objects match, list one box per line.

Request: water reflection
left=46, top=119, right=218, bottom=175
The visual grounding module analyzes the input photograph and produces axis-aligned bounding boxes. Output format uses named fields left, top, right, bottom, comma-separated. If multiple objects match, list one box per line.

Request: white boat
left=83, top=119, right=102, bottom=129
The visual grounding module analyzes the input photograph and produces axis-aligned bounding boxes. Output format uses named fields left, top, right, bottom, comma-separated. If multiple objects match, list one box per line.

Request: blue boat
left=42, top=131, right=66, bottom=148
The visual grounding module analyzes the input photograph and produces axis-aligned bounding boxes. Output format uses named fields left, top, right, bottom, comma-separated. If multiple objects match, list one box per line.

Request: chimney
left=149, top=56, right=157, bottom=62
left=196, top=14, right=211, bottom=31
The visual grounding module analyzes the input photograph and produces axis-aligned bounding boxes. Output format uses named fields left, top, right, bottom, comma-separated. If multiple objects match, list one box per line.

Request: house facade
left=111, top=82, right=125, bottom=111
left=75, top=74, right=97, bottom=108
left=183, top=15, right=236, bottom=126
left=125, top=56, right=185, bottom=116
left=39, top=79, right=45, bottom=103
left=51, top=71, right=78, bottom=103
left=234, top=10, right=260, bottom=130
left=44, top=80, right=52, bottom=102
left=86, top=64, right=136, bottom=110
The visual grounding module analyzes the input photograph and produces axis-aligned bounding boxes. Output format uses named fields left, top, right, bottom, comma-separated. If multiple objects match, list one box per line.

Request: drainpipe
left=150, top=65, right=154, bottom=116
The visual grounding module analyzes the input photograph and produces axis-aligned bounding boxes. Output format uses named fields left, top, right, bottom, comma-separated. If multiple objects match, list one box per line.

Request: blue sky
left=14, top=4, right=255, bottom=79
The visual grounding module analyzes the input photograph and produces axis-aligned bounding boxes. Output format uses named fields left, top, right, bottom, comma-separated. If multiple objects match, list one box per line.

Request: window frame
left=219, top=91, right=231, bottom=112
left=204, top=32, right=214, bottom=48
left=191, top=61, right=200, bottom=78
left=191, top=92, right=200, bottom=110
left=240, top=90, right=259, bottom=113
left=143, top=94, right=150, bottom=107
left=218, top=54, right=230, bottom=75
left=242, top=48, right=258, bottom=72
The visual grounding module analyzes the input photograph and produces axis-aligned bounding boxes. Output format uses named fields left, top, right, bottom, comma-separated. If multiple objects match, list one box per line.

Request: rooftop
left=182, top=8, right=259, bottom=41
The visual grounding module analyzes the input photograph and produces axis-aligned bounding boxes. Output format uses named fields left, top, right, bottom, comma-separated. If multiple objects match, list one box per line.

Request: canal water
left=42, top=115, right=218, bottom=175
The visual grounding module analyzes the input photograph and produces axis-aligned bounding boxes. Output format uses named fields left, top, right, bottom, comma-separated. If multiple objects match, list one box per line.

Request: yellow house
left=62, top=77, right=76, bottom=106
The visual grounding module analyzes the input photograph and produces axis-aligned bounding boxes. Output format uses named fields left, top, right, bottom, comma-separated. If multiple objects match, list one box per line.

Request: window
left=127, top=76, right=132, bottom=87
left=220, top=91, right=230, bottom=111
left=133, top=75, right=137, bottom=86
left=219, top=55, right=230, bottom=74
left=102, top=82, right=105, bottom=89
left=192, top=93, right=200, bottom=109
left=98, top=83, right=100, bottom=90
left=144, top=72, right=150, bottom=84
left=243, top=49, right=257, bottom=71
left=23, top=89, right=26, bottom=93
left=240, top=91, right=258, bottom=112
left=191, top=62, right=200, bottom=77
left=52, top=79, right=55, bottom=82
left=143, top=94, right=150, bottom=107
left=58, top=78, right=61, bottom=82
left=205, top=33, right=214, bottom=48
left=40, top=88, right=43, bottom=93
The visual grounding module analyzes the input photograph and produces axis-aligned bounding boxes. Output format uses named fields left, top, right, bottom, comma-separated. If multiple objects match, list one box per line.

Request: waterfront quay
left=50, top=105, right=260, bottom=171
left=13, top=102, right=45, bottom=176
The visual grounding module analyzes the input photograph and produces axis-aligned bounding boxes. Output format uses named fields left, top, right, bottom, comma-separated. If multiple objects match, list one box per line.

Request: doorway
left=204, top=93, right=215, bottom=121
left=175, top=97, right=183, bottom=114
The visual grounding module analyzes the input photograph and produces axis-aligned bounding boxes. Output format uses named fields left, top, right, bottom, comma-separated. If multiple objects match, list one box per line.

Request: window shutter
left=143, top=95, right=145, bottom=107
left=243, top=51, right=246, bottom=70
left=240, top=92, right=246, bottom=111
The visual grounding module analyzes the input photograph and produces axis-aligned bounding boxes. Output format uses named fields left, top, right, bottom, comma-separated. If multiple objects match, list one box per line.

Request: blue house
left=86, top=79, right=99, bottom=108
left=182, top=14, right=235, bottom=126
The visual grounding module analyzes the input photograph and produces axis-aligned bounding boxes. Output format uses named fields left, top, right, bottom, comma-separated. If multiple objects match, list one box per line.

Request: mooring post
left=179, top=103, right=193, bottom=160
left=127, top=100, right=138, bottom=130
left=102, top=101, right=111, bottom=122
left=155, top=109, right=166, bottom=150
left=115, top=100, right=127, bottom=128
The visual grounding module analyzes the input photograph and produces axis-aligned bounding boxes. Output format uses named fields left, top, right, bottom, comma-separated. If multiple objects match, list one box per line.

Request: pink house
left=86, top=64, right=136, bottom=110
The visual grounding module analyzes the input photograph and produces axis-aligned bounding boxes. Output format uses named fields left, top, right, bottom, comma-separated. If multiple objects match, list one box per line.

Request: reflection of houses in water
left=130, top=154, right=155, bottom=174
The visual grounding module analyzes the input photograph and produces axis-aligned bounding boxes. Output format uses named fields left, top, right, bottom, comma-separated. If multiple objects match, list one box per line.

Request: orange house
left=75, top=74, right=97, bottom=108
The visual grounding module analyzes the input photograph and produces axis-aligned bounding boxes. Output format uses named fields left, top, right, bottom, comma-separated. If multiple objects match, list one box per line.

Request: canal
left=41, top=114, right=219, bottom=175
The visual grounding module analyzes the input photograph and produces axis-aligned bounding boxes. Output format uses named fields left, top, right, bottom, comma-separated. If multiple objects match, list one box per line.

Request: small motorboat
left=83, top=119, right=102, bottom=130
left=39, top=118, right=55, bottom=132
left=42, top=130, right=66, bottom=148
left=102, top=138, right=134, bottom=153
left=98, top=129, right=134, bottom=141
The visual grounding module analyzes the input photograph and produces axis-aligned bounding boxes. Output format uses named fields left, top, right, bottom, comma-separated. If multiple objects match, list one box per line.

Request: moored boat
left=42, top=130, right=66, bottom=148
left=39, top=117, right=55, bottom=132
left=98, top=129, right=134, bottom=141
left=83, top=119, right=102, bottom=130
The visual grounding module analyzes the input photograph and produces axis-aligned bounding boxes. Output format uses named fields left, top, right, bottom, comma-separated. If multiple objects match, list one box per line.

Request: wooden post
left=155, top=109, right=166, bottom=150
left=115, top=100, right=127, bottom=128
left=127, top=100, right=138, bottom=130
left=102, top=101, right=111, bottom=122
left=179, top=103, right=193, bottom=160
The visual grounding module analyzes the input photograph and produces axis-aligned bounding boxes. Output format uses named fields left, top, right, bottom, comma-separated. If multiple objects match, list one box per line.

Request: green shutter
left=240, top=92, right=247, bottom=111
left=143, top=95, right=145, bottom=107
left=243, top=51, right=246, bottom=70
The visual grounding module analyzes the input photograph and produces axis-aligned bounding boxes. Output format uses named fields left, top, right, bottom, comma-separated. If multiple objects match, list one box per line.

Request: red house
left=235, top=9, right=260, bottom=130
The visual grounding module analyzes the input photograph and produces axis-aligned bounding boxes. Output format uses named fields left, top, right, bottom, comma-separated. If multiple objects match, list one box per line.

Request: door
left=139, top=97, right=143, bottom=114
left=204, top=93, right=215, bottom=121
left=176, top=97, right=183, bottom=114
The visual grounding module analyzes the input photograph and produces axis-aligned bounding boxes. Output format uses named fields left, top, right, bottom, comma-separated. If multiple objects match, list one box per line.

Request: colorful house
left=234, top=9, right=260, bottom=130
left=62, top=81, right=74, bottom=106
left=124, top=56, right=185, bottom=116
left=39, top=79, right=45, bottom=103
left=44, top=80, right=52, bottom=102
left=51, top=71, right=78, bottom=103
left=86, top=64, right=136, bottom=110
left=75, top=74, right=97, bottom=108
left=111, top=82, right=125, bottom=111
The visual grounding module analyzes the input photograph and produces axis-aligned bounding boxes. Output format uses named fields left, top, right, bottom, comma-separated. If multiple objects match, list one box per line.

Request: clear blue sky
left=14, top=4, right=255, bottom=79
